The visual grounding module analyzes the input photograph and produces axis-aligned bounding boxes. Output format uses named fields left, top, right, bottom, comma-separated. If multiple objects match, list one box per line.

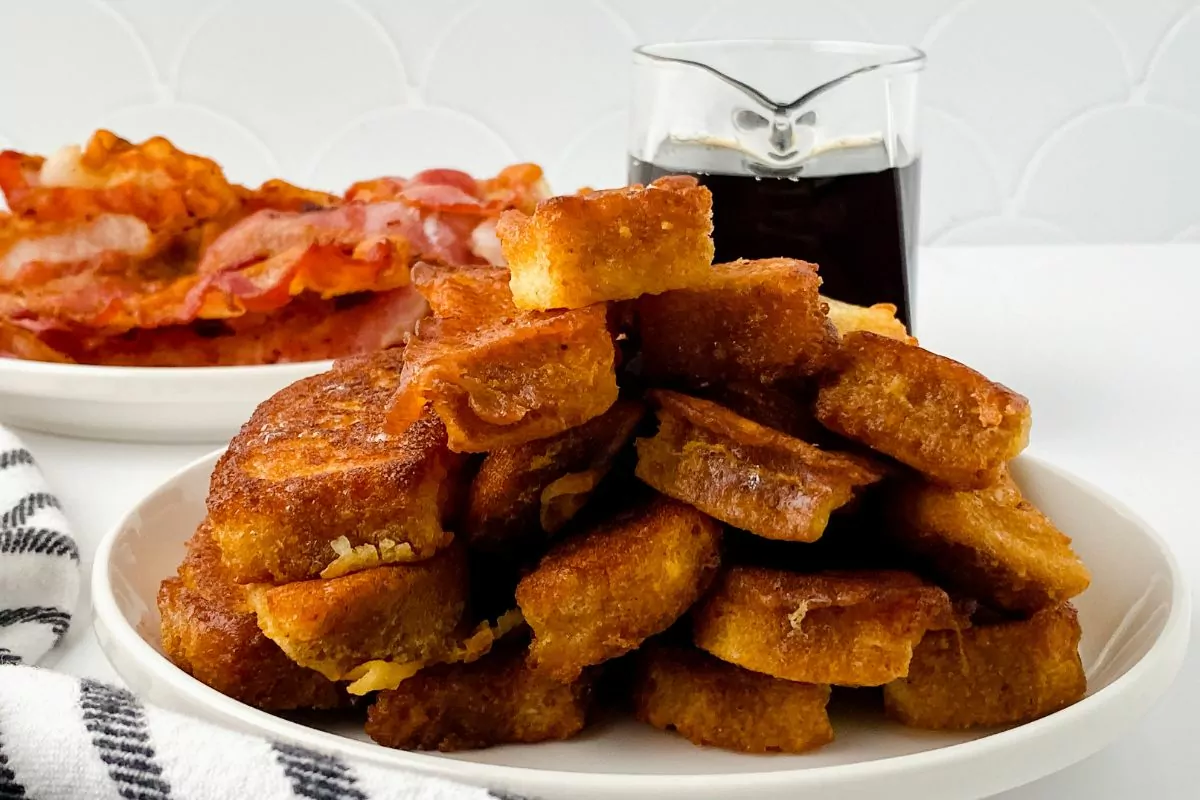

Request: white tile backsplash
left=685, top=0, right=872, bottom=41
left=2, top=0, right=1197, bottom=245
left=1017, top=105, right=1200, bottom=242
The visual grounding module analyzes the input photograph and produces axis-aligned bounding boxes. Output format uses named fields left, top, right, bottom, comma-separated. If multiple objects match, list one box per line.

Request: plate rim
left=0, top=357, right=335, bottom=405
left=91, top=449, right=1193, bottom=794
left=0, top=356, right=335, bottom=381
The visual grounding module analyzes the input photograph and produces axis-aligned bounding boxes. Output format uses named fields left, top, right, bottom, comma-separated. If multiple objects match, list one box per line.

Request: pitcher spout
left=632, top=39, right=925, bottom=174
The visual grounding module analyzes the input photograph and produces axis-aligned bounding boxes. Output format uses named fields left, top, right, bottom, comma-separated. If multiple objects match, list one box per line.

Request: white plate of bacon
left=0, top=130, right=546, bottom=442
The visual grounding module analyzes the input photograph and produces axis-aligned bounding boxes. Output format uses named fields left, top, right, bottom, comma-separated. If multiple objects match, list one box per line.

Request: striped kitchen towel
left=0, top=424, right=78, bottom=667
left=0, top=665, right=516, bottom=800
left=0, top=426, right=523, bottom=800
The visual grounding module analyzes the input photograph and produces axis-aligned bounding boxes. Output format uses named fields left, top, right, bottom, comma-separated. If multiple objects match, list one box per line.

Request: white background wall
left=1, top=0, right=1198, bottom=245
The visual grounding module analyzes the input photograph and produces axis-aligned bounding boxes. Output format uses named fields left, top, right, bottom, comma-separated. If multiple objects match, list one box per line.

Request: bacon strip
left=1, top=131, right=548, bottom=366
left=26, top=287, right=427, bottom=367
left=0, top=213, right=153, bottom=282
left=187, top=167, right=545, bottom=317
left=196, top=203, right=424, bottom=275
left=192, top=235, right=412, bottom=315
left=0, top=130, right=243, bottom=231
left=242, top=180, right=342, bottom=213
left=345, top=164, right=548, bottom=215
left=0, top=320, right=74, bottom=362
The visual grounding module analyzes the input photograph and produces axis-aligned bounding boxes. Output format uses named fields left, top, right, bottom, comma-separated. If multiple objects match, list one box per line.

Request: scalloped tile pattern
left=2, top=0, right=1198, bottom=243
left=684, top=0, right=871, bottom=41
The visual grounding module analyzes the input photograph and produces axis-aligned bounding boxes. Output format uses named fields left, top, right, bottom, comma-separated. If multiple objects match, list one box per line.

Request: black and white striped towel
left=0, top=426, right=523, bottom=800
left=0, top=425, right=78, bottom=667
left=0, top=665, right=515, bottom=800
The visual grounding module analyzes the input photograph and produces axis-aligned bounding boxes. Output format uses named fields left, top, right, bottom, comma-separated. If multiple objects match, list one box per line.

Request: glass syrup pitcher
left=629, top=40, right=925, bottom=328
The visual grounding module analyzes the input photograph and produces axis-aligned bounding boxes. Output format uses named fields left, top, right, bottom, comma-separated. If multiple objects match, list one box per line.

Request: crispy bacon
left=0, top=192, right=496, bottom=330
left=343, top=176, right=404, bottom=204
left=26, top=287, right=427, bottom=367
left=479, top=163, right=549, bottom=215
left=0, top=130, right=243, bottom=234
left=192, top=234, right=411, bottom=315
left=243, top=180, right=342, bottom=213
left=0, top=131, right=248, bottom=330
left=0, top=208, right=198, bottom=330
left=0, top=131, right=547, bottom=365
left=187, top=202, right=427, bottom=314
left=345, top=163, right=548, bottom=215
left=197, top=203, right=422, bottom=275
left=0, top=235, right=414, bottom=332
left=187, top=167, right=544, bottom=316
left=0, top=213, right=153, bottom=282
left=0, top=319, right=74, bottom=362
left=0, top=268, right=197, bottom=331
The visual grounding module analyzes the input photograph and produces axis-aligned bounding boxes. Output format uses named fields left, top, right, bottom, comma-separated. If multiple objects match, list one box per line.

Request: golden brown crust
left=365, top=647, right=592, bottom=751
left=392, top=258, right=621, bottom=452
left=247, top=544, right=469, bottom=680
left=516, top=498, right=723, bottom=682
left=465, top=399, right=645, bottom=549
left=699, top=381, right=826, bottom=442
left=693, top=567, right=956, bottom=686
left=387, top=304, right=619, bottom=453
left=639, top=258, right=839, bottom=384
left=884, top=604, right=1086, bottom=729
left=821, top=296, right=916, bottom=344
left=157, top=523, right=344, bottom=710
left=497, top=176, right=714, bottom=310
left=176, top=521, right=245, bottom=609
left=207, top=349, right=462, bottom=583
left=887, top=469, right=1090, bottom=613
left=409, top=262, right=516, bottom=320
left=634, top=644, right=833, bottom=754
left=635, top=391, right=885, bottom=542
left=815, top=332, right=1031, bottom=488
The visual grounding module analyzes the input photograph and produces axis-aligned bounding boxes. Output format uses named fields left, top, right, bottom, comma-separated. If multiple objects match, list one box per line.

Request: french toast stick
left=634, top=643, right=833, bottom=754
left=208, top=349, right=461, bottom=584
left=465, top=399, right=645, bottom=549
left=410, top=262, right=516, bottom=320
left=387, top=305, right=619, bottom=452
left=693, top=567, right=956, bottom=686
left=247, top=544, right=469, bottom=680
left=636, top=391, right=884, bottom=542
left=516, top=498, right=722, bottom=682
left=365, top=646, right=592, bottom=751
left=639, top=258, right=838, bottom=384
left=815, top=332, right=1030, bottom=488
left=699, top=380, right=826, bottom=442
left=887, top=468, right=1090, bottom=613
left=394, top=260, right=621, bottom=451
left=884, top=603, right=1086, bottom=728
left=497, top=175, right=714, bottom=310
left=157, top=523, right=344, bottom=710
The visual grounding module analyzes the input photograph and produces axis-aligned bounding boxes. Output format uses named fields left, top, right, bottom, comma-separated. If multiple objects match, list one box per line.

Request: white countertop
left=15, top=245, right=1200, bottom=799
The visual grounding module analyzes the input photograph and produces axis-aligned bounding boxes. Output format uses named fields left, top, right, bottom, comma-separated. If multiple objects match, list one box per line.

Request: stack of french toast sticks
left=159, top=175, right=1092, bottom=754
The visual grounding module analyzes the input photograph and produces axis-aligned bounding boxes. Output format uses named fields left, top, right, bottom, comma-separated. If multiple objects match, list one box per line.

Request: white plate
left=93, top=451, right=1191, bottom=800
left=0, top=358, right=331, bottom=443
